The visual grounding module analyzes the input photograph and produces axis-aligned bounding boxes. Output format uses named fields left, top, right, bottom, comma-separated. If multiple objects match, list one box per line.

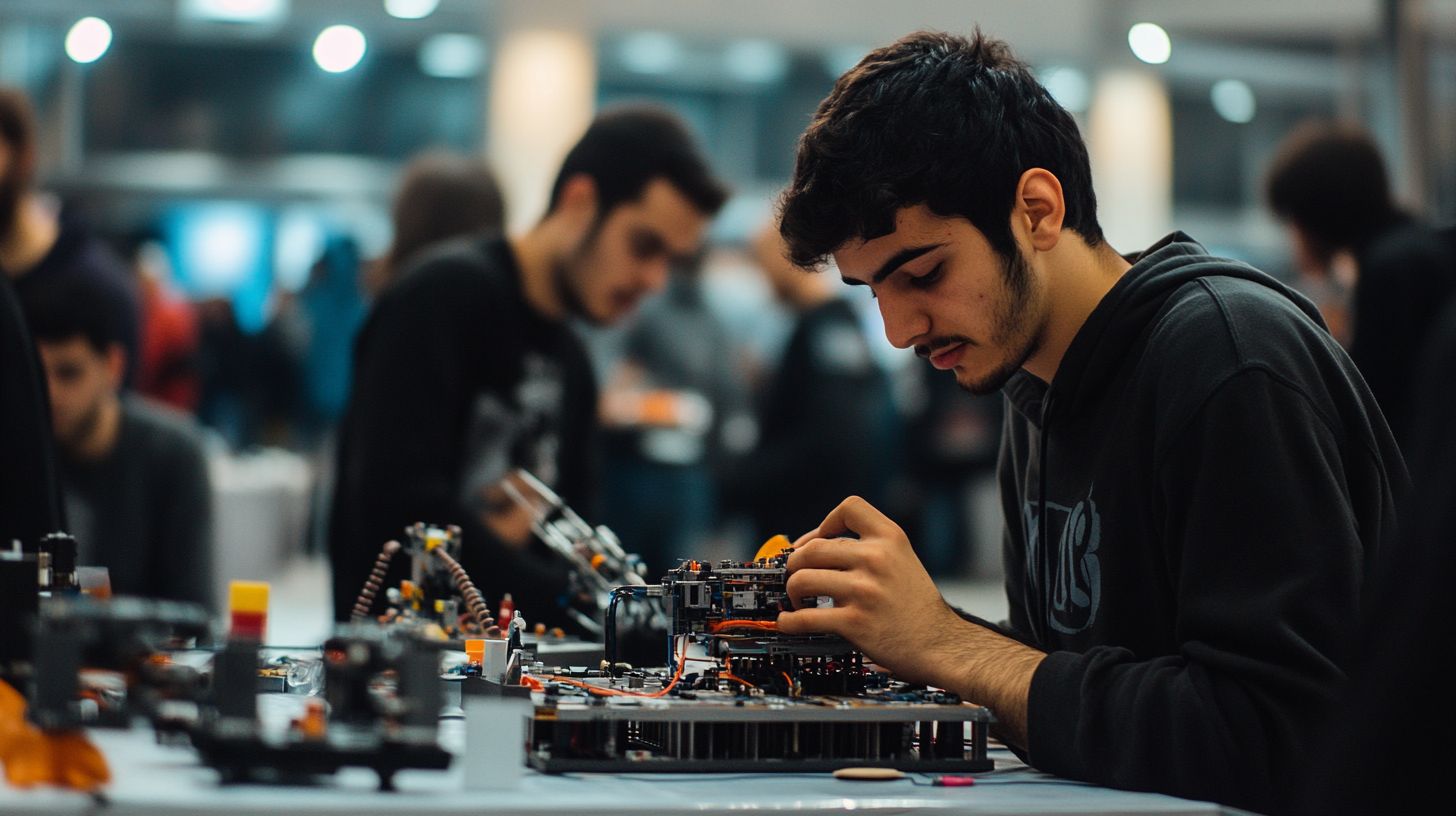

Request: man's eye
left=632, top=233, right=664, bottom=260
left=908, top=263, right=943, bottom=289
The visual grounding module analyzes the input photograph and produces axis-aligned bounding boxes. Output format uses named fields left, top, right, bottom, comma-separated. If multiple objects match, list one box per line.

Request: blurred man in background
left=721, top=227, right=898, bottom=544
left=1268, top=122, right=1456, bottom=448
left=22, top=278, right=212, bottom=608
left=0, top=87, right=140, bottom=385
left=330, top=107, right=726, bottom=627
left=363, top=151, right=506, bottom=296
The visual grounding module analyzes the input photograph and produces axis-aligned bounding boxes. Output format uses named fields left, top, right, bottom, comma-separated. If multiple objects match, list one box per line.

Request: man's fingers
left=785, top=566, right=854, bottom=604
left=776, top=607, right=844, bottom=636
left=786, top=537, right=872, bottom=572
left=791, top=528, right=821, bottom=549
left=813, top=496, right=899, bottom=541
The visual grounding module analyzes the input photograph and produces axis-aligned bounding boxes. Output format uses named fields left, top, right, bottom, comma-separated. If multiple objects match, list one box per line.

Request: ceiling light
left=420, top=33, right=486, bottom=78
left=384, top=0, right=439, bottom=20
left=179, top=0, right=288, bottom=24
left=1127, top=22, right=1171, bottom=65
left=618, top=32, right=681, bottom=75
left=1042, top=66, right=1090, bottom=113
left=723, top=39, right=787, bottom=85
left=313, top=24, right=366, bottom=73
left=65, top=17, right=112, bottom=64
left=1211, top=79, right=1255, bottom=123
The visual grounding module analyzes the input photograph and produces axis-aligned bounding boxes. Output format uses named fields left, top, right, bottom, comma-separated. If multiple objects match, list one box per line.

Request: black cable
left=605, top=586, right=634, bottom=674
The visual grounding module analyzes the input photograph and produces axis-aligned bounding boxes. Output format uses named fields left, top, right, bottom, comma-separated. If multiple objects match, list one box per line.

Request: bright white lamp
left=1127, top=23, right=1171, bottom=65
left=65, top=17, right=113, bottom=64
left=313, top=25, right=366, bottom=73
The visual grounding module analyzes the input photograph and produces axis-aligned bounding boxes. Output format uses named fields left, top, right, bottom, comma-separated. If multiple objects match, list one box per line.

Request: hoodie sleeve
left=1026, top=366, right=1372, bottom=812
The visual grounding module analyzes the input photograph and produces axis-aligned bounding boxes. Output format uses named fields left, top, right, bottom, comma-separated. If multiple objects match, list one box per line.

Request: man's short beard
left=550, top=217, right=603, bottom=323
left=955, top=247, right=1047, bottom=396
left=58, top=394, right=106, bottom=458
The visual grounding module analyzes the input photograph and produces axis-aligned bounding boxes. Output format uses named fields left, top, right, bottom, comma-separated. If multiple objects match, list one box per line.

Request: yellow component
left=425, top=531, right=446, bottom=551
left=228, top=581, right=270, bottom=614
left=753, top=534, right=793, bottom=562
left=434, top=599, right=445, bottom=613
left=590, top=553, right=607, bottom=569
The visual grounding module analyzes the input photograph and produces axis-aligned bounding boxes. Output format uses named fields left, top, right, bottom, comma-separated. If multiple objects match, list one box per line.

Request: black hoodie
left=997, top=234, right=1406, bottom=813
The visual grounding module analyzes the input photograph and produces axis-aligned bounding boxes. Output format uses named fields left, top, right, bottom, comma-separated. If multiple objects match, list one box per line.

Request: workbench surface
left=0, top=724, right=1250, bottom=816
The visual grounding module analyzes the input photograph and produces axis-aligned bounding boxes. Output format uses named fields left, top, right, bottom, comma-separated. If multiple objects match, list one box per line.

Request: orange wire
left=708, top=620, right=779, bottom=633
left=542, top=635, right=688, bottom=698
left=781, top=671, right=794, bottom=695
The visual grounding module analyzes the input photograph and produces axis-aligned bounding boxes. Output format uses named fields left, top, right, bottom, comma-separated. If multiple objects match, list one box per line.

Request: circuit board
left=524, top=672, right=994, bottom=773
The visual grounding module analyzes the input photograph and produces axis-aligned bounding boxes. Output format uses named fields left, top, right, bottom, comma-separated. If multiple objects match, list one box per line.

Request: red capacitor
left=496, top=593, right=515, bottom=630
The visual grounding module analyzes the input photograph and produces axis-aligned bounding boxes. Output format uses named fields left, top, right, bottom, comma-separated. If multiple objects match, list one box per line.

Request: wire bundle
left=429, top=546, right=492, bottom=629
left=351, top=540, right=401, bottom=621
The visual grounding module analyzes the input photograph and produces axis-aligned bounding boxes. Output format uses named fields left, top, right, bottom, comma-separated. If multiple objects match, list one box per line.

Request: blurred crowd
left=1, top=77, right=1452, bottom=610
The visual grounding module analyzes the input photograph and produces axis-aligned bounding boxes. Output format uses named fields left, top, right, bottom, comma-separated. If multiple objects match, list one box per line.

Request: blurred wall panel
left=488, top=28, right=596, bottom=233
left=1089, top=70, right=1173, bottom=254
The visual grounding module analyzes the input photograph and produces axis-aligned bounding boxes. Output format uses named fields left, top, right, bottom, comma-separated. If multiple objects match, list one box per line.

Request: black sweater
left=998, top=234, right=1406, bottom=813
left=328, top=236, right=597, bottom=628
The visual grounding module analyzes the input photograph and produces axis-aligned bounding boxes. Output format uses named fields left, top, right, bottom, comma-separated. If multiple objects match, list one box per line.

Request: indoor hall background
left=2, top=0, right=1450, bottom=639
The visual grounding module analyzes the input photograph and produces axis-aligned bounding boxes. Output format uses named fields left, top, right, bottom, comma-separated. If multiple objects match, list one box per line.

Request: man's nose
left=642, top=258, right=671, bottom=293
left=878, top=295, right=927, bottom=350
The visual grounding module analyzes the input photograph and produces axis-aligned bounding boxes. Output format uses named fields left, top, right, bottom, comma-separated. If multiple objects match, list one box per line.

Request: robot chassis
left=516, top=545, right=996, bottom=774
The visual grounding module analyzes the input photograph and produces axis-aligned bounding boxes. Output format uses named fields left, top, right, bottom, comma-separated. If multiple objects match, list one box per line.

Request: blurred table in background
left=209, top=449, right=313, bottom=613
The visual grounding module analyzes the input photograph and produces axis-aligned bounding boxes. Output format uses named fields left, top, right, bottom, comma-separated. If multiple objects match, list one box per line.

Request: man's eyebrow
left=859, top=243, right=946, bottom=286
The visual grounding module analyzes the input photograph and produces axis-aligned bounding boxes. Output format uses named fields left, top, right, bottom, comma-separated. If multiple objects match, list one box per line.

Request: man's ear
left=550, top=173, right=599, bottom=235
left=1014, top=168, right=1066, bottom=253
left=105, top=344, right=126, bottom=391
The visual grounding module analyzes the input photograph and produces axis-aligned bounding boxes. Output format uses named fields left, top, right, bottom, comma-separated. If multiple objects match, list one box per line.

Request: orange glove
left=0, top=679, right=110, bottom=790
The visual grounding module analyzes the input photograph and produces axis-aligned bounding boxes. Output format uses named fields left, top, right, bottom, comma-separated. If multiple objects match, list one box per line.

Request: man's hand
left=479, top=484, right=534, bottom=549
left=778, top=496, right=1046, bottom=748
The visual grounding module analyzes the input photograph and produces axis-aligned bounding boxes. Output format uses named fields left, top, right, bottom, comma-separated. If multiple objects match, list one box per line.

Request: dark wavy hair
left=548, top=105, right=728, bottom=220
left=779, top=30, right=1102, bottom=269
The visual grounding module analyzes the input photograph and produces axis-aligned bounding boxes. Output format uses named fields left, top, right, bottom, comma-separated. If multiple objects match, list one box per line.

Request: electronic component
left=654, top=549, right=862, bottom=695
left=520, top=544, right=996, bottom=774
left=351, top=523, right=497, bottom=639
left=26, top=595, right=211, bottom=730
left=190, top=626, right=452, bottom=789
left=228, top=581, right=269, bottom=642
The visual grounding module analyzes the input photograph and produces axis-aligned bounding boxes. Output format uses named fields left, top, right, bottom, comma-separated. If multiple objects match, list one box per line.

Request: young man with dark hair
left=330, top=106, right=727, bottom=626
left=1267, top=122, right=1455, bottom=447
left=21, top=278, right=213, bottom=608
left=0, top=87, right=141, bottom=385
left=775, top=31, right=1404, bottom=813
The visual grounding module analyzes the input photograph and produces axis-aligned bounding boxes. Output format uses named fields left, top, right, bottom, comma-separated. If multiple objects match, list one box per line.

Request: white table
left=0, top=725, right=1246, bottom=816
